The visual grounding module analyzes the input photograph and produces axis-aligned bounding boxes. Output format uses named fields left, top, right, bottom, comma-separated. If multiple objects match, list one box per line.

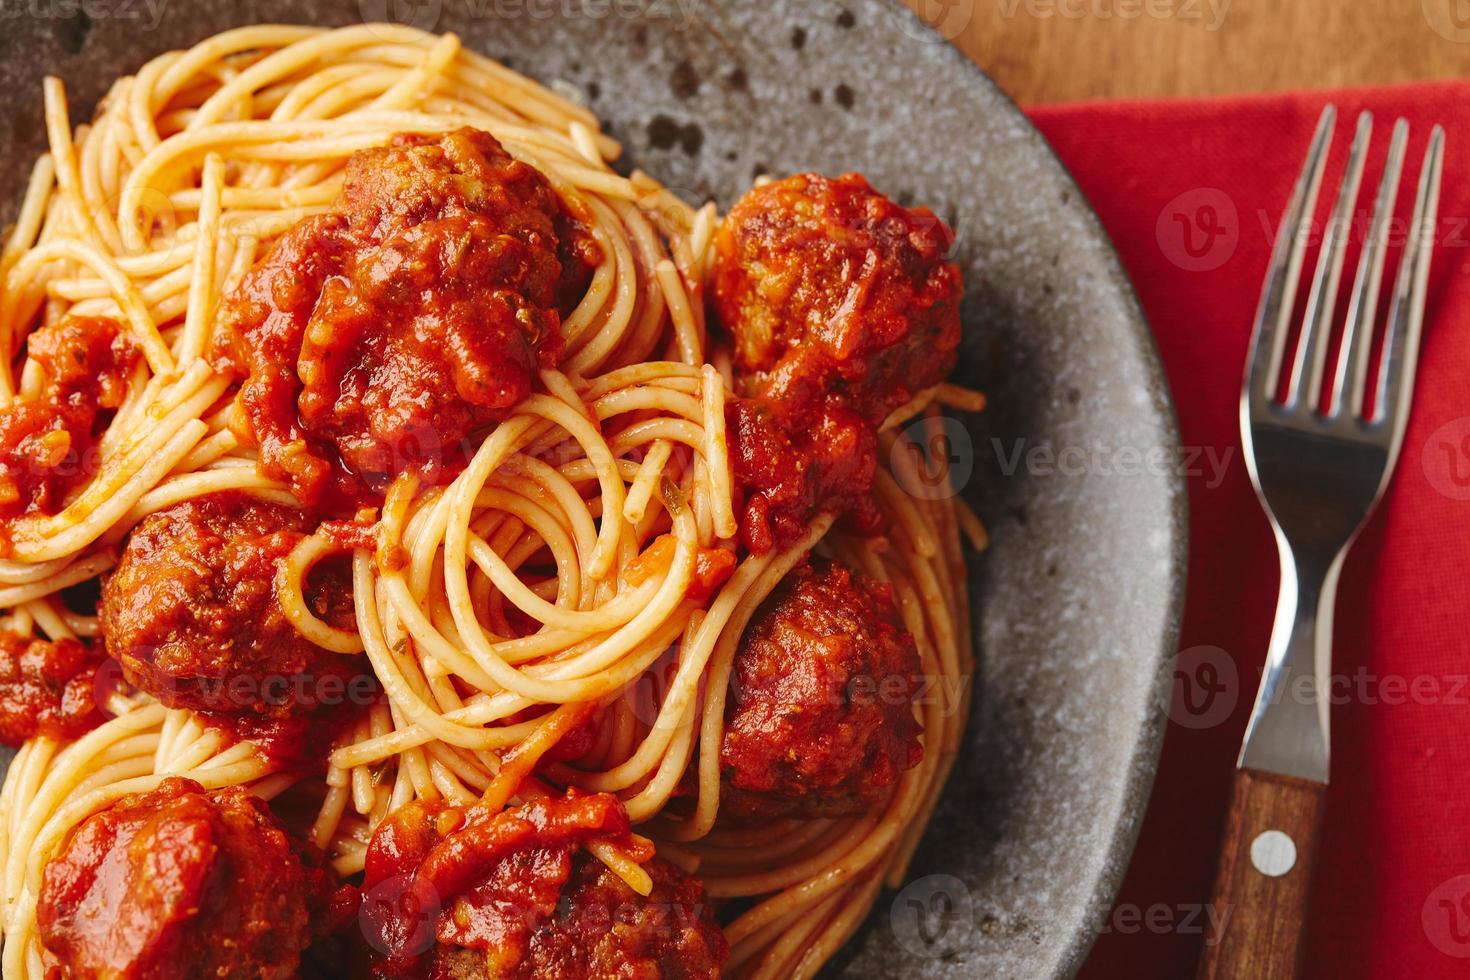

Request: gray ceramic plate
left=0, top=1, right=1186, bottom=976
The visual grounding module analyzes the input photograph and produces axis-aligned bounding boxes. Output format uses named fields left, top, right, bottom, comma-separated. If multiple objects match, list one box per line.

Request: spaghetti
left=0, top=23, right=980, bottom=980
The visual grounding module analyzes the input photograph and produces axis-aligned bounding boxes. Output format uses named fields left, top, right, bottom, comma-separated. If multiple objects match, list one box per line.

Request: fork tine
left=1291, top=112, right=1373, bottom=411
left=1371, top=125, right=1443, bottom=436
left=1248, top=105, right=1336, bottom=406
left=1329, top=119, right=1409, bottom=419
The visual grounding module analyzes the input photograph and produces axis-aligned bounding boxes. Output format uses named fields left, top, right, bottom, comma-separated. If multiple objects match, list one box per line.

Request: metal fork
left=1197, top=107, right=1444, bottom=980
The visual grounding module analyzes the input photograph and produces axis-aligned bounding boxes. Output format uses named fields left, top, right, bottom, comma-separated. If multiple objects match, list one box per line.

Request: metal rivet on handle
left=1250, top=830, right=1298, bottom=877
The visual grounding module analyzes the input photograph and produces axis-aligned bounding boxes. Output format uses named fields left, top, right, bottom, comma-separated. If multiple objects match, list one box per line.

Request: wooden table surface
left=908, top=0, right=1470, bottom=104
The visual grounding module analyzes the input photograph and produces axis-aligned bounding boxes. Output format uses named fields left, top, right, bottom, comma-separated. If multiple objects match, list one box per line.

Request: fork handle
left=1196, top=767, right=1326, bottom=980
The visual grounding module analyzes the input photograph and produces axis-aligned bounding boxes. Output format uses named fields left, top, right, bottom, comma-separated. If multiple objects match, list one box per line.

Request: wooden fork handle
left=1196, top=767, right=1326, bottom=980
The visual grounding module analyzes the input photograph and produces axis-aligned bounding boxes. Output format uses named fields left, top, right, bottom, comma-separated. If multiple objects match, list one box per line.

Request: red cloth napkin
left=1027, top=82, right=1470, bottom=979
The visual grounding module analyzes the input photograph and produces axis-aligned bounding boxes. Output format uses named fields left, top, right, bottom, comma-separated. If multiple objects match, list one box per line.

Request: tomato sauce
left=0, top=316, right=137, bottom=552
left=362, top=792, right=724, bottom=978
left=622, top=535, right=737, bottom=601
left=0, top=631, right=110, bottom=745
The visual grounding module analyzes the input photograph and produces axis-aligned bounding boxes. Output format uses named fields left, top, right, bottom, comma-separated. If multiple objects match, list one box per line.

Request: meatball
left=100, top=493, right=362, bottom=719
left=713, top=171, right=963, bottom=424
left=721, top=560, right=923, bottom=819
left=362, top=793, right=725, bottom=979
left=713, top=173, right=964, bottom=553
left=726, top=396, right=879, bottom=555
left=38, top=777, right=319, bottom=979
left=0, top=631, right=110, bottom=745
left=0, top=316, right=137, bottom=542
left=214, top=128, right=600, bottom=503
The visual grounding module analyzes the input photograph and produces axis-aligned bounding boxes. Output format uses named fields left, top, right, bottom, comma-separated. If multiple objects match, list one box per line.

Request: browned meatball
left=38, top=778, right=319, bottom=979
left=362, top=794, right=725, bottom=979
left=713, top=172, right=964, bottom=553
left=721, top=560, right=924, bottom=819
left=100, top=493, right=362, bottom=719
left=725, top=395, right=880, bottom=555
left=713, top=171, right=963, bottom=424
left=214, top=128, right=600, bottom=503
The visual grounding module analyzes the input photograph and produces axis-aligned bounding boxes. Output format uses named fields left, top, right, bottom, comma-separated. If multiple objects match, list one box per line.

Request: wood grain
left=1195, top=768, right=1327, bottom=980
left=908, top=0, right=1470, bottom=104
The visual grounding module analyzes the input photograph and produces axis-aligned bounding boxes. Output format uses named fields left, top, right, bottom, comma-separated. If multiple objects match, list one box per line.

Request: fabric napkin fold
left=1027, top=81, right=1470, bottom=979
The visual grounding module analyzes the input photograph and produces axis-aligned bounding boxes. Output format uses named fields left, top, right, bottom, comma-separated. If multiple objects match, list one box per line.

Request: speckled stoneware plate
left=0, top=1, right=1186, bottom=976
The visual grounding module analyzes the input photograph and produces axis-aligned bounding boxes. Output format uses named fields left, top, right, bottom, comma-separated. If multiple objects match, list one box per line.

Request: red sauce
left=622, top=535, right=737, bottom=602
left=99, top=493, right=369, bottom=722
left=362, top=793, right=724, bottom=978
left=318, top=516, right=379, bottom=552
left=213, top=128, right=600, bottom=505
left=712, top=173, right=963, bottom=553
left=720, top=560, right=923, bottom=819
left=498, top=704, right=601, bottom=768
left=0, top=630, right=110, bottom=745
left=203, top=696, right=377, bottom=773
left=0, top=316, right=137, bottom=551
left=37, top=778, right=325, bottom=979
left=689, top=547, right=738, bottom=602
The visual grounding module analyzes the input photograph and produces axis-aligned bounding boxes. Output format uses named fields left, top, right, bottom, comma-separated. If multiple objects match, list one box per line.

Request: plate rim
left=883, top=6, right=1190, bottom=975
